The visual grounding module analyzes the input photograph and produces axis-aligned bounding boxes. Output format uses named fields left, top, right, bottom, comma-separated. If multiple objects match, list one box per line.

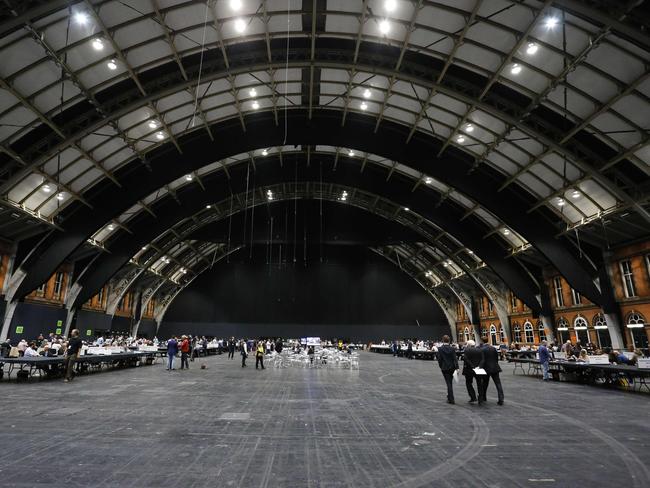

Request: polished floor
left=0, top=352, right=648, bottom=487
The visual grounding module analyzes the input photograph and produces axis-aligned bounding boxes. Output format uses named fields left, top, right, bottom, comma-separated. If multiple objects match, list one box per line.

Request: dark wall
left=76, top=309, right=112, bottom=336
left=138, top=319, right=157, bottom=339
left=161, top=247, right=449, bottom=341
left=111, top=316, right=132, bottom=334
left=9, top=301, right=67, bottom=342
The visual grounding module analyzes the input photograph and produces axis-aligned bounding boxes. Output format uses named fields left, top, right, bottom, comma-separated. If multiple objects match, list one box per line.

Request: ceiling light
left=503, top=228, right=510, bottom=236
left=403, top=207, right=410, bottom=212
left=510, top=63, right=522, bottom=75
left=379, top=20, right=390, bottom=35
left=230, top=0, right=242, bottom=10
left=249, top=88, right=257, bottom=98
left=206, top=204, right=211, bottom=209
left=148, top=120, right=158, bottom=129
left=42, top=184, right=52, bottom=193
left=363, top=88, right=372, bottom=99
left=56, top=192, right=64, bottom=201
left=156, top=131, right=165, bottom=140
left=425, top=270, right=432, bottom=277
left=91, top=38, right=104, bottom=50
left=545, top=17, right=559, bottom=29
left=142, top=246, right=147, bottom=250
left=465, top=123, right=474, bottom=133
left=348, top=150, right=355, bottom=157
left=108, top=224, right=115, bottom=231
left=557, top=197, right=566, bottom=206
left=107, top=59, right=117, bottom=70
left=424, top=177, right=432, bottom=184
left=262, top=149, right=268, bottom=156
left=185, top=174, right=193, bottom=181
left=74, top=12, right=88, bottom=25
left=443, top=262, right=448, bottom=267
left=571, top=190, right=581, bottom=199
left=526, top=42, right=538, bottom=55
left=457, top=135, right=466, bottom=143
left=252, top=100, right=260, bottom=110
left=385, top=0, right=398, bottom=12
left=360, top=101, right=368, bottom=110
left=468, top=250, right=474, bottom=254
left=234, top=18, right=246, bottom=33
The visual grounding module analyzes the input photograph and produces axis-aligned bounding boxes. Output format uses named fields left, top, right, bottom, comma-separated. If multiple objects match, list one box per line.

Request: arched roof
left=0, top=0, right=648, bottom=317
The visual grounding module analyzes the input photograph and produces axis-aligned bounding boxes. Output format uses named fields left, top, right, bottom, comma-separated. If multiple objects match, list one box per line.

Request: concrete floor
left=0, top=352, right=648, bottom=488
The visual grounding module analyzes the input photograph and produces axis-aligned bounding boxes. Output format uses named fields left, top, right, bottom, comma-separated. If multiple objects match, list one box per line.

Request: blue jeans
left=167, top=353, right=175, bottom=370
left=542, top=360, right=550, bottom=380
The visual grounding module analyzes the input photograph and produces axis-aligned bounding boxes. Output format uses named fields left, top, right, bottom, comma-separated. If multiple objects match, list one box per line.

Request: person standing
left=538, top=340, right=551, bottom=381
left=166, top=336, right=178, bottom=371
left=240, top=340, right=248, bottom=367
left=479, top=337, right=504, bottom=405
left=255, top=342, right=265, bottom=370
left=462, top=340, right=483, bottom=404
left=228, top=337, right=236, bottom=360
left=179, top=335, right=190, bottom=370
left=275, top=338, right=283, bottom=354
left=407, top=340, right=414, bottom=359
left=64, top=329, right=82, bottom=383
left=436, top=335, right=459, bottom=404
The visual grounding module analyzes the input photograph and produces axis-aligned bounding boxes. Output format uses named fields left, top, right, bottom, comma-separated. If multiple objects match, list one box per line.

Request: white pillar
left=604, top=312, right=625, bottom=350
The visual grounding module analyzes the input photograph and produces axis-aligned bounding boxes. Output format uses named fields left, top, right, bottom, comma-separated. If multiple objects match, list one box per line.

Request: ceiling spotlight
left=385, top=0, right=397, bottom=12
left=266, top=189, right=273, bottom=201
left=457, top=135, right=466, bottom=143
left=526, top=42, right=538, bottom=55
left=148, top=120, right=158, bottom=129
left=425, top=177, right=432, bottom=184
left=363, top=88, right=372, bottom=99
left=468, top=250, right=474, bottom=254
left=107, top=59, right=117, bottom=70
left=360, top=101, right=368, bottom=110
left=234, top=18, right=246, bottom=33
left=379, top=19, right=390, bottom=35
left=348, top=150, right=355, bottom=157
left=156, top=131, right=165, bottom=140
left=74, top=12, right=88, bottom=25
left=557, top=197, right=566, bottom=206
left=571, top=189, right=581, bottom=199
left=206, top=204, right=211, bottom=209
left=545, top=17, right=559, bottom=29
left=42, top=184, right=52, bottom=193
left=108, top=224, right=115, bottom=231
left=185, top=174, right=193, bottom=181
left=91, top=38, right=104, bottom=50
left=465, top=123, right=474, bottom=133
left=503, top=228, right=510, bottom=236
left=262, top=149, right=268, bottom=156
left=142, top=246, right=148, bottom=250
left=425, top=270, right=432, bottom=277
left=230, top=0, right=242, bottom=10
left=252, top=100, right=260, bottom=110
left=443, top=262, right=448, bottom=267
left=56, top=192, right=64, bottom=201
left=403, top=207, right=410, bottom=212
left=249, top=88, right=257, bottom=98
left=510, top=63, right=522, bottom=75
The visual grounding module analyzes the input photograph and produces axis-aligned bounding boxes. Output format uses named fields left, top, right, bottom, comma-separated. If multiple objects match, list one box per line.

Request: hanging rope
left=282, top=0, right=290, bottom=144
left=226, top=194, right=234, bottom=263
left=319, top=160, right=323, bottom=263
left=293, top=159, right=298, bottom=264
left=190, top=0, right=210, bottom=129
left=249, top=168, right=256, bottom=259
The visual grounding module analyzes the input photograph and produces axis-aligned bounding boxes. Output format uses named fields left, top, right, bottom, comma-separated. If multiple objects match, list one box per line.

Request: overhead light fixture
left=185, top=174, right=193, bottom=181
left=148, top=120, right=158, bottom=129
left=526, top=42, right=538, bottom=55
left=56, top=192, right=64, bottom=201
left=156, top=131, right=165, bottom=140
left=385, top=0, right=397, bottom=12
left=457, top=135, right=466, bottom=143
left=571, top=189, right=581, bottom=199
left=249, top=88, right=257, bottom=98
left=545, top=17, right=559, bottom=29
left=468, top=250, right=474, bottom=255
left=503, top=228, right=510, bottom=236
left=108, top=224, right=115, bottom=231
left=206, top=204, right=211, bottom=209
left=42, top=184, right=52, bottom=193
left=234, top=18, right=246, bottom=33
left=557, top=197, right=566, bottom=206
left=91, top=38, right=104, bottom=50
left=142, top=246, right=148, bottom=250
left=230, top=0, right=242, bottom=10
left=252, top=100, right=260, bottom=110
left=360, top=101, right=368, bottom=110
left=465, top=123, right=474, bottom=133
left=443, top=262, right=448, bottom=267
left=363, top=88, right=372, bottom=99
left=348, top=150, right=355, bottom=157
left=403, top=207, right=410, bottom=212
left=510, top=63, right=522, bottom=75
left=262, top=149, right=268, bottom=156
left=107, top=59, right=117, bottom=70
left=379, top=20, right=390, bottom=35
left=425, top=177, right=432, bottom=184
left=74, top=12, right=88, bottom=25
left=266, top=189, right=273, bottom=201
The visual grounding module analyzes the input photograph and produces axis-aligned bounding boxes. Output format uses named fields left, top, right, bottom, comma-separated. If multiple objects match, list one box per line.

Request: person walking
left=538, top=340, right=552, bottom=381
left=228, top=337, right=236, bottom=360
left=462, top=340, right=483, bottom=404
left=179, top=335, right=190, bottom=370
left=255, top=342, right=265, bottom=370
left=407, top=340, right=414, bottom=359
left=479, top=337, right=504, bottom=405
left=166, top=336, right=178, bottom=371
left=436, top=335, right=459, bottom=404
left=64, top=329, right=82, bottom=383
left=240, top=340, right=248, bottom=367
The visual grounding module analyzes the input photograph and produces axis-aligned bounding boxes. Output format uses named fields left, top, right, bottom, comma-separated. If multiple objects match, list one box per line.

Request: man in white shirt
left=24, top=343, right=39, bottom=357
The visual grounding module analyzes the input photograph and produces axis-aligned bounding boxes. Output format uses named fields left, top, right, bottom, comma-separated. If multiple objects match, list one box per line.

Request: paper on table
left=473, top=367, right=487, bottom=375
left=452, top=369, right=459, bottom=384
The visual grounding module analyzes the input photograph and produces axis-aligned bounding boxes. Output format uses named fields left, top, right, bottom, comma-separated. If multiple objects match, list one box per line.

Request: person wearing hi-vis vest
left=255, top=342, right=265, bottom=370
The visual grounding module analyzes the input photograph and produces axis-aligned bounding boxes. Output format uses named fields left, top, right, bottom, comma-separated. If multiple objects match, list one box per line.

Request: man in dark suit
left=479, top=337, right=504, bottom=405
left=437, top=335, right=459, bottom=404
left=462, top=339, right=484, bottom=404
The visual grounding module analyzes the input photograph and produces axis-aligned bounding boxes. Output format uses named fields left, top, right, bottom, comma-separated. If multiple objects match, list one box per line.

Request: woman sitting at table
left=577, top=349, right=589, bottom=362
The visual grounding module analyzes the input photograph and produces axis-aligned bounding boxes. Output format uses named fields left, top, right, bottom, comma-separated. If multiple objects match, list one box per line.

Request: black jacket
left=462, top=346, right=482, bottom=375
left=479, top=345, right=502, bottom=374
left=437, top=344, right=458, bottom=372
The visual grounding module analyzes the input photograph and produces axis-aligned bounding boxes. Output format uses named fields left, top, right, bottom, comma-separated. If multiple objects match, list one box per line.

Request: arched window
left=627, top=312, right=648, bottom=349
left=524, top=321, right=534, bottom=343
left=592, top=314, right=611, bottom=348
left=500, top=325, right=506, bottom=343
left=538, top=320, right=546, bottom=343
left=481, top=328, right=488, bottom=341
left=463, top=327, right=470, bottom=342
left=490, top=324, right=497, bottom=345
left=513, top=322, right=521, bottom=343
left=573, top=316, right=589, bottom=344
left=557, top=317, right=569, bottom=344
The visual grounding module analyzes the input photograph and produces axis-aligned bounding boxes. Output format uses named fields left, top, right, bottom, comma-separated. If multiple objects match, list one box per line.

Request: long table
left=369, top=345, right=464, bottom=360
left=0, top=351, right=157, bottom=381
left=509, top=358, right=650, bottom=393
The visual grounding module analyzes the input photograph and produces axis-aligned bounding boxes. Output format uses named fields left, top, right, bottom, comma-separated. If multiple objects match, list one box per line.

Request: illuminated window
left=524, top=321, right=534, bottom=343
left=620, top=260, right=636, bottom=298
left=553, top=277, right=564, bottom=307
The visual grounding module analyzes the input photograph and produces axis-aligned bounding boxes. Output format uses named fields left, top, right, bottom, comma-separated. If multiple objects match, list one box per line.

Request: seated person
left=577, top=349, right=589, bottom=362
left=23, top=342, right=40, bottom=357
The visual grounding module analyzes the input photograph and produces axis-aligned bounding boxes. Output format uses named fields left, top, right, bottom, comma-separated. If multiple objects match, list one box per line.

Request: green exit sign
left=56, top=320, right=63, bottom=327
left=15, top=326, right=23, bottom=334
left=86, top=329, right=92, bottom=336
left=55, top=328, right=62, bottom=335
